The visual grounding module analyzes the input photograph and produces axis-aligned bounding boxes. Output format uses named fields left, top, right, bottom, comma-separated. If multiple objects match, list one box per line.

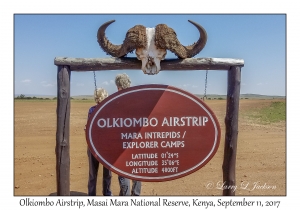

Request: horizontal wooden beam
left=54, top=57, right=244, bottom=71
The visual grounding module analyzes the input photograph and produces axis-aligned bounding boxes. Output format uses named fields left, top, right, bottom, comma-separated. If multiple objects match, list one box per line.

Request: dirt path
left=14, top=99, right=285, bottom=196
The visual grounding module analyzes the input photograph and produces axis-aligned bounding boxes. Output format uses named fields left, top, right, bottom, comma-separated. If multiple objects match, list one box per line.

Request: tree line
left=15, top=94, right=52, bottom=100
left=15, top=94, right=76, bottom=100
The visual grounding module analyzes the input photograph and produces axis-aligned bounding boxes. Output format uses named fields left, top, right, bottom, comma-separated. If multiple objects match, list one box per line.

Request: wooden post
left=56, top=65, right=71, bottom=196
left=222, top=66, right=241, bottom=196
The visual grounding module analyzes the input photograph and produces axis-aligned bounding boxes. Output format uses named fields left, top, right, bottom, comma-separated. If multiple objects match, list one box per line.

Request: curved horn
left=155, top=20, right=207, bottom=58
left=184, top=20, right=207, bottom=57
left=97, top=20, right=138, bottom=57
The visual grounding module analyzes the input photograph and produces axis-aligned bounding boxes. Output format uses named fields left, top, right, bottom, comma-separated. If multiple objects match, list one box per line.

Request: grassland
left=14, top=98, right=286, bottom=196
left=246, top=101, right=286, bottom=124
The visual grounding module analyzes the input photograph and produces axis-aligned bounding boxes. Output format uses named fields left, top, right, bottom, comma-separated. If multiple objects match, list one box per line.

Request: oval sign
left=86, top=84, right=221, bottom=182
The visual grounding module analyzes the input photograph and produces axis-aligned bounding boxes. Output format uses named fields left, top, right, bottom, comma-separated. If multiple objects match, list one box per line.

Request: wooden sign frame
left=54, top=57, right=243, bottom=196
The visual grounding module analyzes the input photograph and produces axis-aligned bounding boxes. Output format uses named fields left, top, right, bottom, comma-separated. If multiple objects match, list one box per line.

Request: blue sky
left=14, top=14, right=286, bottom=97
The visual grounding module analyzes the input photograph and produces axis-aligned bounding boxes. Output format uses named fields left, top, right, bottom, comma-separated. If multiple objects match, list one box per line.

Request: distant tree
left=15, top=94, right=25, bottom=99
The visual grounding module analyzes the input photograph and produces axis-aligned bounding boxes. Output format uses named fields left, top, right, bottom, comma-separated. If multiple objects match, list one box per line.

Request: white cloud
left=256, top=82, right=268, bottom=86
left=21, top=79, right=31, bottom=83
left=102, top=81, right=109, bottom=85
left=40, top=80, right=54, bottom=87
left=42, top=83, right=54, bottom=87
left=180, top=84, right=198, bottom=88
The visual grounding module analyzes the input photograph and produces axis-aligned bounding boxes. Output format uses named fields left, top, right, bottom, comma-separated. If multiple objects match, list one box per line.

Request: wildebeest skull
left=97, top=20, right=207, bottom=75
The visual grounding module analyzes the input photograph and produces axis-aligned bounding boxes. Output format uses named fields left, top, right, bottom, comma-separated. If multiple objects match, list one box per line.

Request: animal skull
left=97, top=20, right=207, bottom=75
left=135, top=28, right=167, bottom=74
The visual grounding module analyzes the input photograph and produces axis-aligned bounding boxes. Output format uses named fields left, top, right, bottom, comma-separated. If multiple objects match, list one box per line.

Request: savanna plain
left=14, top=98, right=286, bottom=196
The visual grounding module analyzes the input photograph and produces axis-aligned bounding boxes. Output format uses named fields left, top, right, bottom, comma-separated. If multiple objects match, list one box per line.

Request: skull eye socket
left=156, top=50, right=167, bottom=59
left=135, top=48, right=147, bottom=59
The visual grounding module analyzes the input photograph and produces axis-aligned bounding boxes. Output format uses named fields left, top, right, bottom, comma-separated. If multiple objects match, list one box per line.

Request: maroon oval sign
left=86, top=84, right=221, bottom=182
